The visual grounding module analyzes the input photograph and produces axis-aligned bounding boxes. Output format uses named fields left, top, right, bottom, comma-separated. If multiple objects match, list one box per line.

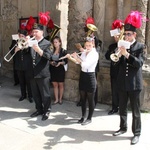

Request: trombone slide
left=4, top=43, right=17, bottom=62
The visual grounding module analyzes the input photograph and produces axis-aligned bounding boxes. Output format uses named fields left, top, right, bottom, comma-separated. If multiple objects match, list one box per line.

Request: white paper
left=28, top=40, right=38, bottom=47
left=110, top=28, right=120, bottom=37
left=12, top=34, right=19, bottom=40
left=118, top=40, right=130, bottom=49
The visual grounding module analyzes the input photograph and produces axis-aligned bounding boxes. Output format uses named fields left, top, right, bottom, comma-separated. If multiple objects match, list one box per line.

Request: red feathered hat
left=112, top=20, right=124, bottom=30
left=39, top=11, right=50, bottom=26
left=32, top=11, right=51, bottom=31
left=124, top=11, right=143, bottom=31
left=26, top=16, right=36, bottom=31
left=20, top=16, right=36, bottom=35
left=84, top=17, right=95, bottom=32
left=85, top=17, right=95, bottom=25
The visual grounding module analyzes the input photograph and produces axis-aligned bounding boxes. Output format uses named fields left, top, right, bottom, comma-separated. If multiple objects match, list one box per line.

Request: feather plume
left=25, top=16, right=36, bottom=31
left=39, top=11, right=50, bottom=26
left=112, top=20, right=124, bottom=30
left=47, top=19, right=54, bottom=29
left=85, top=17, right=95, bottom=25
left=124, top=11, right=142, bottom=28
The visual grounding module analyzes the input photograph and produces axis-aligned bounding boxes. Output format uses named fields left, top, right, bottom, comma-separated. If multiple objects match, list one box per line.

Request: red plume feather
left=39, top=11, right=50, bottom=26
left=85, top=17, right=95, bottom=25
left=47, top=19, right=54, bottom=29
left=112, top=20, right=124, bottom=30
left=124, top=11, right=142, bottom=28
left=25, top=16, right=36, bottom=31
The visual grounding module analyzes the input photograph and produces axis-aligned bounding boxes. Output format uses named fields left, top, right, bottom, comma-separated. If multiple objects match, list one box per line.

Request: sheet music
left=118, top=40, right=130, bottom=49
left=28, top=40, right=38, bottom=47
left=110, top=28, right=120, bottom=37
left=12, top=34, right=19, bottom=40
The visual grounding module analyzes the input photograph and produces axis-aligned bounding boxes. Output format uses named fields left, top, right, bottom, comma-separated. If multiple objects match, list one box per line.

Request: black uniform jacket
left=117, top=41, right=144, bottom=91
left=105, top=43, right=119, bottom=78
left=10, top=40, right=33, bottom=71
left=31, top=38, right=52, bottom=78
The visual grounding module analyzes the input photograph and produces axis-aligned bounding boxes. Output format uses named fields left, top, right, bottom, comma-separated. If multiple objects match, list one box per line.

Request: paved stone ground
left=0, top=77, right=150, bottom=150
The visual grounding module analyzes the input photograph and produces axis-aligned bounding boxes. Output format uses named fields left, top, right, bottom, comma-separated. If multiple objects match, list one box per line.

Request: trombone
left=4, top=36, right=35, bottom=62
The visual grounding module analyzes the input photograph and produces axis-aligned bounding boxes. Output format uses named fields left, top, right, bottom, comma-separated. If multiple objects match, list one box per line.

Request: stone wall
left=65, top=0, right=150, bottom=111
left=0, top=0, right=150, bottom=110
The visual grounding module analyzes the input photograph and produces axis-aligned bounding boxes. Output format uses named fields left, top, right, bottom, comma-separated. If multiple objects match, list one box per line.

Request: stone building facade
left=0, top=0, right=150, bottom=110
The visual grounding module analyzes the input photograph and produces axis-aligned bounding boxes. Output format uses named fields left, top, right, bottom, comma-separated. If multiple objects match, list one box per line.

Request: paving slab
left=0, top=77, right=150, bottom=150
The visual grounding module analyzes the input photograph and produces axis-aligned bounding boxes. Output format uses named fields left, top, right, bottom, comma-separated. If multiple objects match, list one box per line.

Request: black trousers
left=118, top=90, right=141, bottom=136
left=17, top=70, right=32, bottom=97
left=13, top=61, right=19, bottom=84
left=31, top=77, right=51, bottom=113
left=111, top=77, right=119, bottom=110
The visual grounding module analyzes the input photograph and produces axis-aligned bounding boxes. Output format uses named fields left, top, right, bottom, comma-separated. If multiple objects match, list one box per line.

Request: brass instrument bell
left=86, top=23, right=98, bottom=37
left=110, top=27, right=125, bottom=62
left=48, top=24, right=61, bottom=41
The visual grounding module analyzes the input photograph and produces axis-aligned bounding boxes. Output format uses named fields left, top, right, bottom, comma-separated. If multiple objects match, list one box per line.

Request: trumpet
left=4, top=36, right=35, bottom=62
left=110, top=27, right=125, bottom=62
left=110, top=49, right=121, bottom=62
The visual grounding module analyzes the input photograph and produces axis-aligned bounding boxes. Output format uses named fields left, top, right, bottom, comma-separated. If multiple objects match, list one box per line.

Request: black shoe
left=59, top=101, right=63, bottom=105
left=131, top=136, right=139, bottom=145
left=113, top=129, right=127, bottom=136
left=28, top=97, right=34, bottom=103
left=81, top=119, right=92, bottom=125
left=42, top=112, right=50, bottom=121
left=78, top=118, right=85, bottom=123
left=108, top=109, right=118, bottom=115
left=19, top=96, right=26, bottom=101
left=30, top=111, right=43, bottom=117
left=76, top=101, right=82, bottom=107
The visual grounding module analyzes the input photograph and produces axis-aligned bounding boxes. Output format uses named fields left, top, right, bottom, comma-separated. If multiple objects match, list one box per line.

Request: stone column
left=146, top=0, right=150, bottom=53
left=93, top=0, right=105, bottom=48
left=117, top=0, right=124, bottom=19
left=64, top=0, right=93, bottom=101
left=137, top=0, right=148, bottom=43
left=141, top=0, right=150, bottom=110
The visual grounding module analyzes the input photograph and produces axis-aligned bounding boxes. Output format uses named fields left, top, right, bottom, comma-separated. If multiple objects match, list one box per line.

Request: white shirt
left=80, top=48, right=99, bottom=72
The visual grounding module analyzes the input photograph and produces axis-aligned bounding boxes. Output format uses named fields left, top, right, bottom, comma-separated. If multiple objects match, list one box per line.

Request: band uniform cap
left=18, top=29, right=28, bottom=36
left=124, top=23, right=136, bottom=32
left=32, top=23, right=44, bottom=30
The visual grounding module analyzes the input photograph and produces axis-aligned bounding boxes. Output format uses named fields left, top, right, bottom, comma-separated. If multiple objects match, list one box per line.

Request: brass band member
left=105, top=20, right=124, bottom=115
left=68, top=38, right=99, bottom=125
left=76, top=17, right=102, bottom=107
left=10, top=29, right=34, bottom=103
left=112, top=11, right=145, bottom=145
left=30, top=12, right=52, bottom=121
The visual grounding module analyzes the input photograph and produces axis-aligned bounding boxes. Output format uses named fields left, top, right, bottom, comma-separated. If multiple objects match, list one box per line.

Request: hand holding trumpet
left=119, top=46, right=130, bottom=58
left=110, top=46, right=130, bottom=62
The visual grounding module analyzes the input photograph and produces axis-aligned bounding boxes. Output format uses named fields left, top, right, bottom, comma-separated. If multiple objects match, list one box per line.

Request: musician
left=69, top=38, right=99, bottom=125
left=105, top=20, right=123, bottom=115
left=50, top=36, right=68, bottom=105
left=30, top=23, right=52, bottom=121
left=76, top=17, right=101, bottom=107
left=112, top=11, right=145, bottom=145
left=10, top=29, right=34, bottom=103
